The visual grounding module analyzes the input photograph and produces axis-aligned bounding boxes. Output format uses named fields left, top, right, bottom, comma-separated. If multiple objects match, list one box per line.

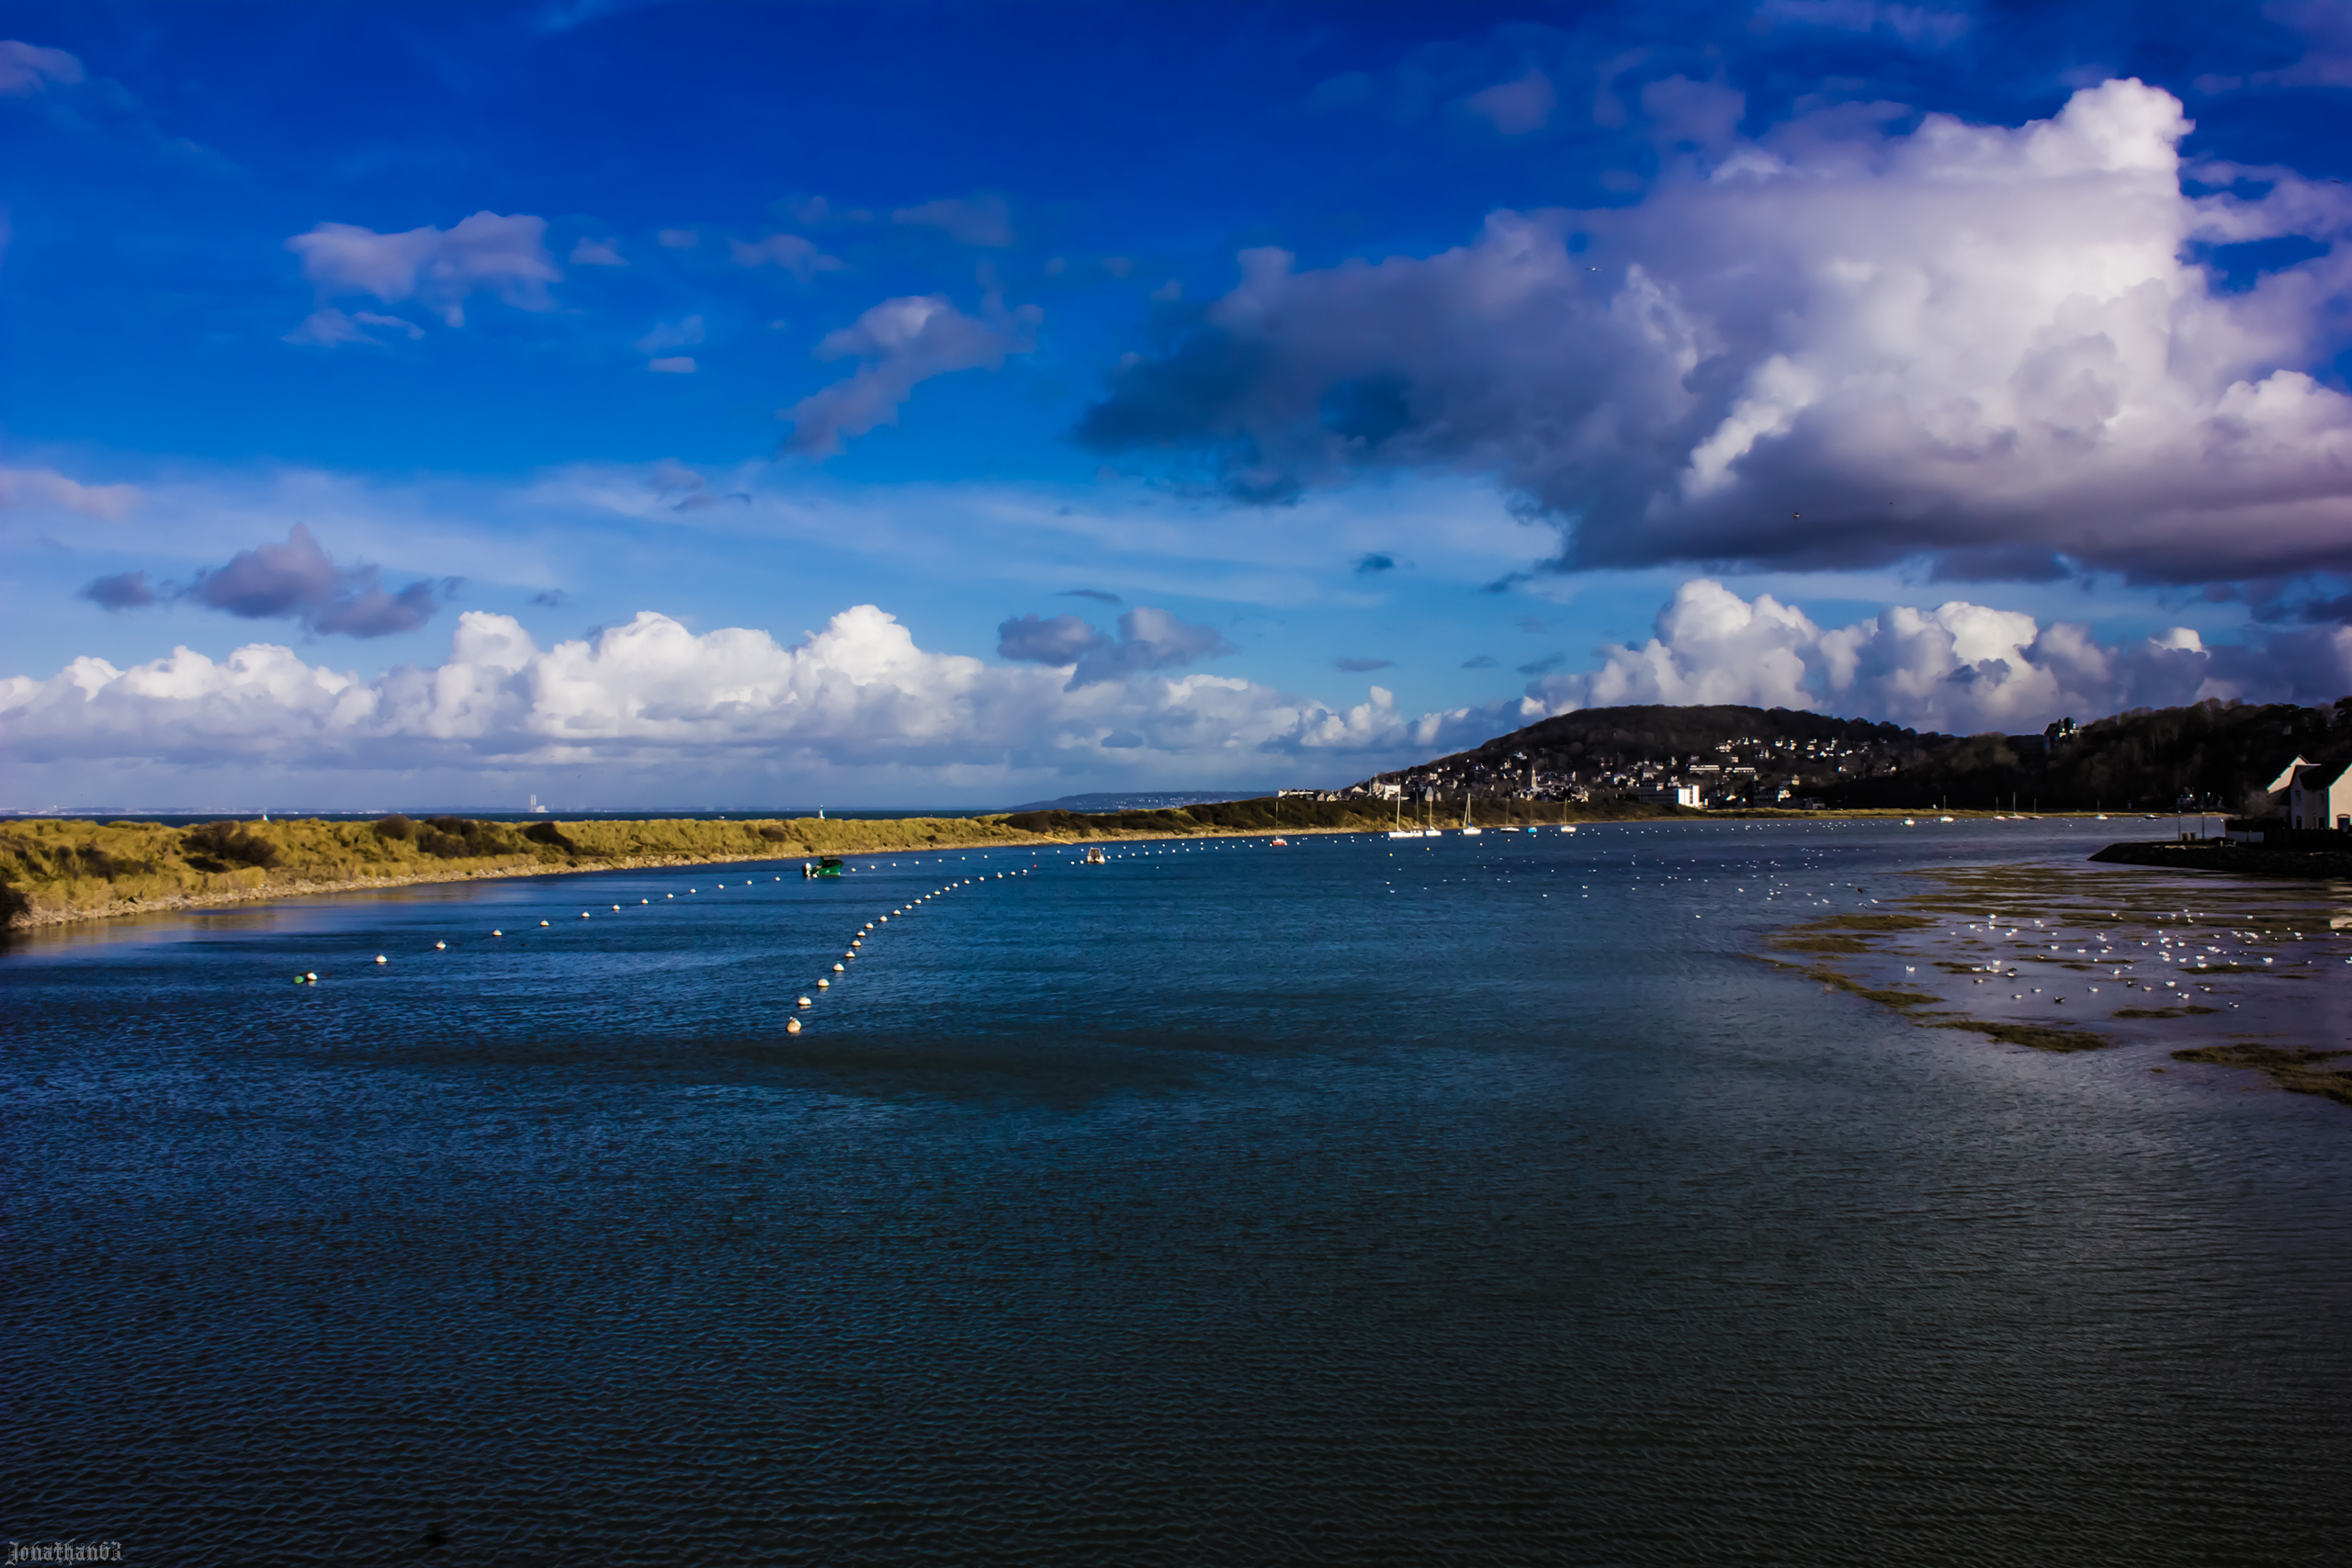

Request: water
left=6, top=820, right=2348, bottom=1564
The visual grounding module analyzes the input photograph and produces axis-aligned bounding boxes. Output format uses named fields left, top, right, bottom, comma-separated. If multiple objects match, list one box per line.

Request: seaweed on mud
left=1773, top=911, right=1939, bottom=956
left=2170, top=1043, right=2352, bottom=1106
left=1804, top=967, right=1939, bottom=1010
left=2113, top=1006, right=2218, bottom=1019
left=1933, top=1020, right=2112, bottom=1054
left=1809, top=913, right=1940, bottom=931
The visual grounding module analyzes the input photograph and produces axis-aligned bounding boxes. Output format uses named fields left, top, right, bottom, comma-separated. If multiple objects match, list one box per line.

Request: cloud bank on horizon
left=7, top=2, right=2352, bottom=805
left=10, top=580, right=2345, bottom=803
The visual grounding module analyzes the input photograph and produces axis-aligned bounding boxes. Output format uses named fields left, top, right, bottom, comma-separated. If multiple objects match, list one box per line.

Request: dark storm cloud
left=997, top=604, right=1236, bottom=689
left=185, top=525, right=449, bottom=637
left=81, top=570, right=158, bottom=610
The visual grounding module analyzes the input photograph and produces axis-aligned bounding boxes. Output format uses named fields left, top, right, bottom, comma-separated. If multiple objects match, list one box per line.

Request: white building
left=2271, top=757, right=2352, bottom=831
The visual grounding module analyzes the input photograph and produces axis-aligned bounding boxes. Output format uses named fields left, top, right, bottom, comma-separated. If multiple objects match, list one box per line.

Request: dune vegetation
left=0, top=799, right=1416, bottom=931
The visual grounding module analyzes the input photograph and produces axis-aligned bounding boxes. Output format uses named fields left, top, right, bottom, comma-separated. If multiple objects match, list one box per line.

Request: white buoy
left=492, top=930, right=503, bottom=937
left=797, top=996, right=811, bottom=1008
left=818, top=978, right=829, bottom=988
left=581, top=912, right=591, bottom=919
left=306, top=971, right=318, bottom=981
left=540, top=919, right=550, bottom=927
left=375, top=954, right=388, bottom=964
left=832, top=962, right=844, bottom=972
left=612, top=904, right=621, bottom=911
left=435, top=941, right=447, bottom=950
left=786, top=1017, right=802, bottom=1034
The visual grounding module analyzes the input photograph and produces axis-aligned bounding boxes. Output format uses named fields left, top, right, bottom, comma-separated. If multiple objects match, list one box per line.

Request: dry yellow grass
left=0, top=802, right=1410, bottom=931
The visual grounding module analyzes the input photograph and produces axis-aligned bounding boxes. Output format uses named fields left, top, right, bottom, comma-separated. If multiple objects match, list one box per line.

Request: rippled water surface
left=7, top=820, right=2350, bottom=1564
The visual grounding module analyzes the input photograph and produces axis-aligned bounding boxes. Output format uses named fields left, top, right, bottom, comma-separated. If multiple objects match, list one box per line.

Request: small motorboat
left=1270, top=837, right=1288, bottom=846
left=1085, top=846, right=1106, bottom=864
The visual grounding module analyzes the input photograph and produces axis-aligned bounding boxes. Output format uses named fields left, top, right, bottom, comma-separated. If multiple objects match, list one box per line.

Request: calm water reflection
left=6, top=821, right=2348, bottom=1564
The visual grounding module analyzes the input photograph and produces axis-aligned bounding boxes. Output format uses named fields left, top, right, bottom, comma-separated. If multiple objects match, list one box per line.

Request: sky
left=5, top=0, right=2352, bottom=810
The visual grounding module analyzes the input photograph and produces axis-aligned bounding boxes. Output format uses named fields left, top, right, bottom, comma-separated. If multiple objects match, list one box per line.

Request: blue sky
left=6, top=0, right=2352, bottom=808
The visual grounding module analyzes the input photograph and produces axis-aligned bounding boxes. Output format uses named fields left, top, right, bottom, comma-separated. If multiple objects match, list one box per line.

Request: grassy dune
left=0, top=799, right=1398, bottom=931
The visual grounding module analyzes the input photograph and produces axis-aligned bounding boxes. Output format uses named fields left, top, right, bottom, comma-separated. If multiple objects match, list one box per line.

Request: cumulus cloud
left=0, top=39, right=82, bottom=95
left=179, top=525, right=448, bottom=637
left=0, top=465, right=139, bottom=521
left=1528, top=578, right=2352, bottom=734
left=781, top=294, right=1042, bottom=457
left=1079, top=80, right=2352, bottom=587
left=891, top=195, right=1015, bottom=247
left=1, top=604, right=1505, bottom=774
left=729, top=233, right=846, bottom=278
left=286, top=211, right=560, bottom=331
left=997, top=604, right=1237, bottom=690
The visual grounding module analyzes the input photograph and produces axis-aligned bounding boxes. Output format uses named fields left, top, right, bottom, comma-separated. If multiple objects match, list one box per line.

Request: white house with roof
left=2269, top=756, right=2352, bottom=830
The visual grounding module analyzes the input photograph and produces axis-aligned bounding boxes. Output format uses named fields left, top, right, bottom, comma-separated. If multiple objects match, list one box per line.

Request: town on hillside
left=1274, top=697, right=2352, bottom=818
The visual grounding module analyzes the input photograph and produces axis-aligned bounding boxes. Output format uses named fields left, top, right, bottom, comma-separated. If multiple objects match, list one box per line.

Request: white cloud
left=1526, top=578, right=2352, bottom=733
left=570, top=236, right=626, bottom=266
left=0, top=604, right=1504, bottom=779
left=890, top=195, right=1015, bottom=247
left=0, top=465, right=139, bottom=521
left=729, top=232, right=846, bottom=279
left=283, top=308, right=429, bottom=346
left=285, top=211, right=560, bottom=330
left=0, top=39, right=80, bottom=95
left=1080, top=80, right=2352, bottom=586
left=781, top=295, right=1042, bottom=457
left=634, top=315, right=705, bottom=355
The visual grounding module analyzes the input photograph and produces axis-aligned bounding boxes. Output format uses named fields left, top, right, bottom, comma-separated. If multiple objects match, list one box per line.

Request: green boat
left=803, top=857, right=844, bottom=878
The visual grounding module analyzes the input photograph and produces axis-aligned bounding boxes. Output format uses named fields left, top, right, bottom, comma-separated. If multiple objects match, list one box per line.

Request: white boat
left=1387, top=829, right=1428, bottom=840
